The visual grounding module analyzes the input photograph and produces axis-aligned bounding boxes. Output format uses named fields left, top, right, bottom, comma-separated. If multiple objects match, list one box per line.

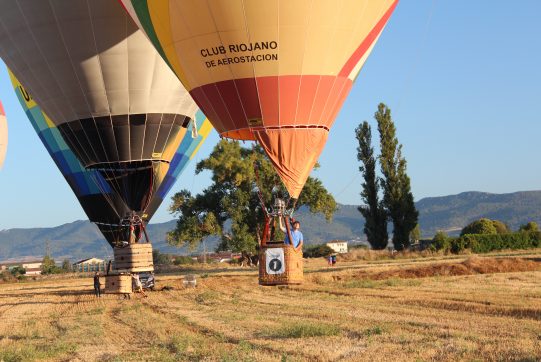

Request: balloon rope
left=253, top=161, right=269, bottom=217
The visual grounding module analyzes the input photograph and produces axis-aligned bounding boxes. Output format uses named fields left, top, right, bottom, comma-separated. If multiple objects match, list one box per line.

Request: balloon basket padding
left=105, top=274, right=132, bottom=294
left=259, top=243, right=303, bottom=286
left=113, top=243, right=154, bottom=273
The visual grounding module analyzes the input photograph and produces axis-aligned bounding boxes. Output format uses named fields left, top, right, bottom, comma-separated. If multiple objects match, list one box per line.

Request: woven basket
left=114, top=243, right=154, bottom=273
left=259, top=243, right=303, bottom=286
left=105, top=274, right=132, bottom=294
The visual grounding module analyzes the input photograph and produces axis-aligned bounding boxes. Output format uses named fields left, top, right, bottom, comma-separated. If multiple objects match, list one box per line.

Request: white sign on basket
left=265, top=248, right=285, bottom=275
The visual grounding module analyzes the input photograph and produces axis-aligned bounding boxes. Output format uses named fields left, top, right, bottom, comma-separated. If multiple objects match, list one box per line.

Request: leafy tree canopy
left=167, top=140, right=337, bottom=253
left=519, top=221, right=539, bottom=232
left=41, top=255, right=62, bottom=275
left=460, top=218, right=497, bottom=236
left=491, top=220, right=510, bottom=234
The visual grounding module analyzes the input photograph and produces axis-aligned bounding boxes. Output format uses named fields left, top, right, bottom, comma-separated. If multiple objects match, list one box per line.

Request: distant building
left=0, top=258, right=43, bottom=275
left=326, top=240, right=348, bottom=254
left=73, top=258, right=106, bottom=272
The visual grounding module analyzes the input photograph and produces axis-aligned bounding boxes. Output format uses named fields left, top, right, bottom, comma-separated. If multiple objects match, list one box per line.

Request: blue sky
left=1, top=1, right=540, bottom=229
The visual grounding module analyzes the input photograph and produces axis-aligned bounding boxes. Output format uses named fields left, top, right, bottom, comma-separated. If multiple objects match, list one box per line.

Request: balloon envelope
left=0, top=100, right=6, bottom=169
left=0, top=0, right=208, bottom=222
left=9, top=71, right=212, bottom=246
left=120, top=0, right=398, bottom=197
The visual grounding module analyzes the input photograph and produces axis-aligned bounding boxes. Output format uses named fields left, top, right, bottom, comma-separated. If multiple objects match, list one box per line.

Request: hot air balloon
left=9, top=71, right=211, bottom=249
left=119, top=0, right=398, bottom=199
left=0, top=99, right=6, bottom=169
left=120, top=0, right=399, bottom=284
left=0, top=0, right=212, bottom=288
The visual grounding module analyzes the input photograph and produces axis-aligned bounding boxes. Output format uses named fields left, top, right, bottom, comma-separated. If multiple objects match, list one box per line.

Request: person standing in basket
left=93, top=272, right=101, bottom=297
left=279, top=217, right=303, bottom=249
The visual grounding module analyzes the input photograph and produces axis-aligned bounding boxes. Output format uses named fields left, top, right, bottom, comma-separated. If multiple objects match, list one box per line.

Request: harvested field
left=1, top=253, right=541, bottom=361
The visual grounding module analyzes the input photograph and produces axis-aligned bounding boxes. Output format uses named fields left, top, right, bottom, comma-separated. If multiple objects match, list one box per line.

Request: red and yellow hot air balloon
left=120, top=0, right=398, bottom=199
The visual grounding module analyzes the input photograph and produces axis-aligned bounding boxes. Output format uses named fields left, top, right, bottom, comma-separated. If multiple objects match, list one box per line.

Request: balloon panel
left=120, top=0, right=398, bottom=197
left=0, top=100, right=6, bottom=169
left=9, top=70, right=212, bottom=246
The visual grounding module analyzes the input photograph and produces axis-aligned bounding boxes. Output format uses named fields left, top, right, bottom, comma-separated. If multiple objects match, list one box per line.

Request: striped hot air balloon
left=9, top=71, right=211, bottom=247
left=0, top=99, right=6, bottom=170
left=0, top=0, right=212, bottom=241
left=119, top=0, right=399, bottom=198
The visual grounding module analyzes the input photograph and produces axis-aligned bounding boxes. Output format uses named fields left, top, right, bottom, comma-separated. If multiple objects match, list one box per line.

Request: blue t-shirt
left=285, top=230, right=303, bottom=248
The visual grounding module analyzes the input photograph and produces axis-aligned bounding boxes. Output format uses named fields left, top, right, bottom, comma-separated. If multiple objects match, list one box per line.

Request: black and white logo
left=268, top=258, right=282, bottom=272
left=265, top=248, right=285, bottom=274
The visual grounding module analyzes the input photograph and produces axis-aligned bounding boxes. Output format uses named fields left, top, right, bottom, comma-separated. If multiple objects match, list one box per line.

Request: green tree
left=431, top=231, right=450, bottom=252
left=460, top=218, right=497, bottom=236
left=355, top=121, right=388, bottom=249
left=491, top=220, right=510, bottom=234
left=153, top=249, right=172, bottom=265
left=303, top=244, right=335, bottom=258
left=10, top=265, right=26, bottom=276
left=410, top=224, right=421, bottom=243
left=41, top=255, right=61, bottom=275
left=376, top=103, right=419, bottom=250
left=519, top=221, right=539, bottom=232
left=168, top=140, right=337, bottom=254
left=61, top=259, right=72, bottom=272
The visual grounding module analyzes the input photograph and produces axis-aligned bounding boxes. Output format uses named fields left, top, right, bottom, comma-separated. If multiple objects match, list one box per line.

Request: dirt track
left=1, top=254, right=541, bottom=361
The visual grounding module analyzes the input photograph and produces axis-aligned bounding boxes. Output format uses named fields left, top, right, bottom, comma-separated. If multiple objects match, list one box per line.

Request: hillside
left=416, top=190, right=541, bottom=235
left=1, top=190, right=540, bottom=260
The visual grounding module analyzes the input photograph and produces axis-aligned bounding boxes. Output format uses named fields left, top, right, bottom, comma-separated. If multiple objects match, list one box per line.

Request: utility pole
left=45, top=240, right=51, bottom=258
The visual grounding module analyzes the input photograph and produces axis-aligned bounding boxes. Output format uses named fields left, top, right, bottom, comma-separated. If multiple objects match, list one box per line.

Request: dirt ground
left=1, top=252, right=541, bottom=361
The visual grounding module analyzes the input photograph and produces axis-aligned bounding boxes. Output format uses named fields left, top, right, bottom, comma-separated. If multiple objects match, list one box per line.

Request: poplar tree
left=355, top=121, right=388, bottom=249
left=376, top=103, right=418, bottom=250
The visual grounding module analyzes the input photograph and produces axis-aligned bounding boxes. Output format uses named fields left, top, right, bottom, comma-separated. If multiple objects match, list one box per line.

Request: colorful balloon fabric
left=0, top=0, right=211, bottom=225
left=9, top=71, right=211, bottom=246
left=0, top=99, right=6, bottom=170
left=120, top=0, right=399, bottom=198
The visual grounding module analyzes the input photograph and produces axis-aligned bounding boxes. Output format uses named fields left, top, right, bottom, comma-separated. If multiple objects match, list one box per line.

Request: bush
left=153, top=249, right=173, bottom=265
left=10, top=266, right=26, bottom=276
left=303, top=244, right=334, bottom=258
left=492, top=220, right=510, bottom=234
left=444, top=231, right=541, bottom=254
left=41, top=256, right=63, bottom=275
left=173, top=256, right=196, bottom=265
left=460, top=218, right=497, bottom=236
left=519, top=221, right=539, bottom=232
left=430, top=231, right=450, bottom=252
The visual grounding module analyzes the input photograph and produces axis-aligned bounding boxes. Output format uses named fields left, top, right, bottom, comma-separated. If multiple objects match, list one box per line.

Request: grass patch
left=195, top=290, right=220, bottom=305
left=364, top=325, right=385, bottom=337
left=0, top=341, right=77, bottom=362
left=263, top=321, right=340, bottom=339
left=344, top=277, right=422, bottom=289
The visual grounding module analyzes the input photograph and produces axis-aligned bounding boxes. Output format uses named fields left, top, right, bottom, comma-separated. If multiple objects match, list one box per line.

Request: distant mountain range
left=1, top=190, right=540, bottom=261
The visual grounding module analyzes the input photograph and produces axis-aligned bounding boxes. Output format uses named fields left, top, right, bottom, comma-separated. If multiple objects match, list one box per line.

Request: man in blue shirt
left=279, top=218, right=303, bottom=248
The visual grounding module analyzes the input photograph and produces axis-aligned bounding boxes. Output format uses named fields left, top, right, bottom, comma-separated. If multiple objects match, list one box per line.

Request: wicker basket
left=114, top=243, right=154, bottom=273
left=105, top=274, right=132, bottom=294
left=259, top=243, right=303, bottom=286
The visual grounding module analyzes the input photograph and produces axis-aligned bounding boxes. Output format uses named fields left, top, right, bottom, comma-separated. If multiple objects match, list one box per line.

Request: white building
left=326, top=240, right=348, bottom=254
left=73, top=258, right=105, bottom=272
left=0, top=259, right=43, bottom=275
